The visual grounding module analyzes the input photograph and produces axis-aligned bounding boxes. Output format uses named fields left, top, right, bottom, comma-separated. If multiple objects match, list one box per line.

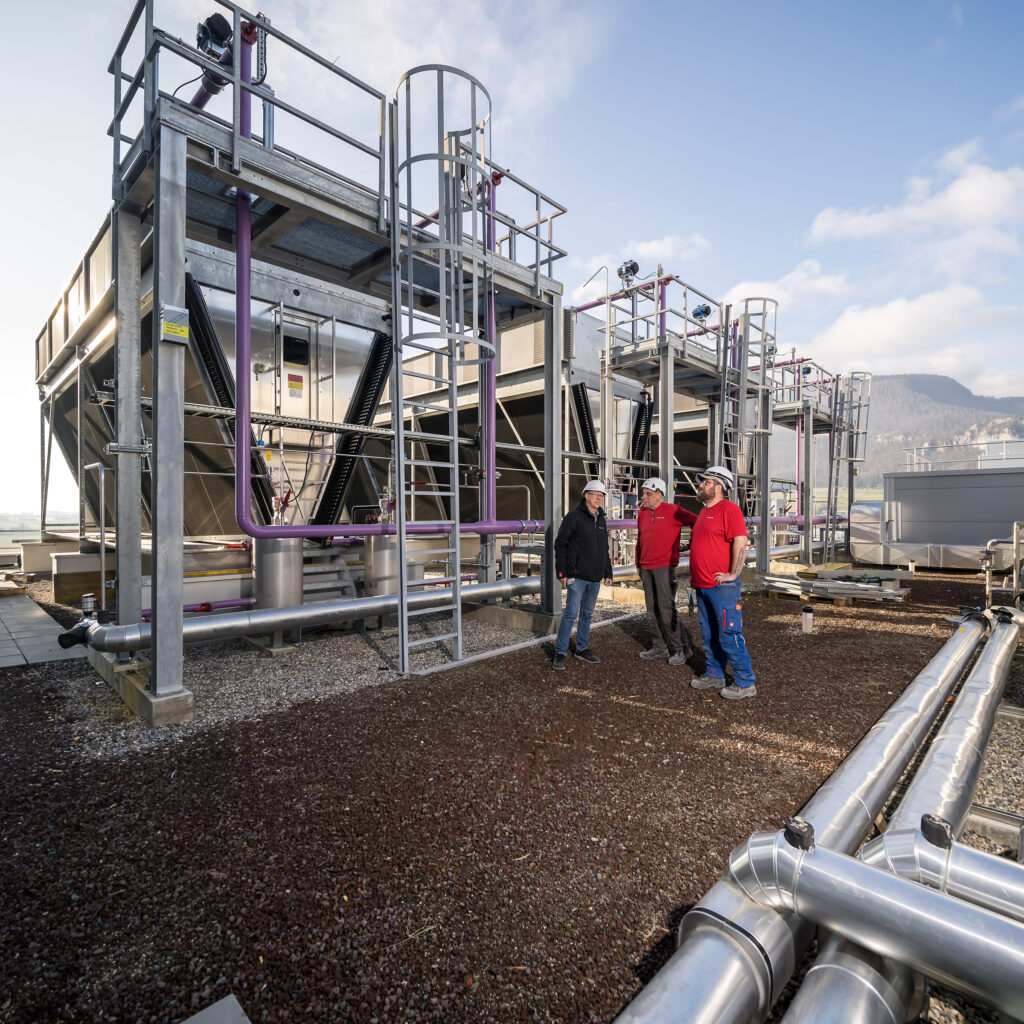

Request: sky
left=4, top=0, right=1024, bottom=514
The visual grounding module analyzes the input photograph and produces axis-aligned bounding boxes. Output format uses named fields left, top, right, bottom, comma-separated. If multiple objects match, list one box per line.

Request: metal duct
left=728, top=824, right=1024, bottom=1019
left=614, top=615, right=988, bottom=1024
left=781, top=616, right=1021, bottom=1024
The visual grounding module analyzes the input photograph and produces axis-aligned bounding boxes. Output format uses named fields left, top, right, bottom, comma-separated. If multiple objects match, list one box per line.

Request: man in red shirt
left=635, top=477, right=698, bottom=665
left=688, top=465, right=757, bottom=699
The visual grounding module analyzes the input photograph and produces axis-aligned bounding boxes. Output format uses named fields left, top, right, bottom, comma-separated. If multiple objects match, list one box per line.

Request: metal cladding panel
left=885, top=468, right=1024, bottom=547
left=849, top=501, right=884, bottom=565
left=198, top=283, right=379, bottom=528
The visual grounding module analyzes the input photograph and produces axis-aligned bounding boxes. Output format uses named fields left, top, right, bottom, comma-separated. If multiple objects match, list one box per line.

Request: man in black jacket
left=552, top=480, right=614, bottom=670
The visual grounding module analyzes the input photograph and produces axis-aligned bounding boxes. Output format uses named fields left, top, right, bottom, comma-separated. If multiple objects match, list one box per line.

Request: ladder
left=823, top=372, right=872, bottom=562
left=390, top=69, right=495, bottom=673
left=716, top=301, right=775, bottom=516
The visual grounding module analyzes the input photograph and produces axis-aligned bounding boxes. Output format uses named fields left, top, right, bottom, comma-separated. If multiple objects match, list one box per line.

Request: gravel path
left=0, top=572, right=1018, bottom=1023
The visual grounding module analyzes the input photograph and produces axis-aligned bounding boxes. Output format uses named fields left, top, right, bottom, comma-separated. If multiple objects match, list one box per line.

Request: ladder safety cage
left=390, top=66, right=495, bottom=674
left=716, top=297, right=777, bottom=518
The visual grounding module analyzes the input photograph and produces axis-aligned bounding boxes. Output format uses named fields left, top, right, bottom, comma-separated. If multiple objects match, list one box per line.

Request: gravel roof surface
left=0, top=572, right=1018, bottom=1023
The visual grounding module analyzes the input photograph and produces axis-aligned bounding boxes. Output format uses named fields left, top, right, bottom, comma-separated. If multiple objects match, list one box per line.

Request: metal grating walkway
left=0, top=596, right=85, bottom=668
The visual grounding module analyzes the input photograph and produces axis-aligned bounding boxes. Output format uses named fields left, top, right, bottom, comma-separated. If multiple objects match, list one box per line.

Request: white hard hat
left=641, top=477, right=667, bottom=494
left=583, top=479, right=607, bottom=494
left=700, top=465, right=735, bottom=490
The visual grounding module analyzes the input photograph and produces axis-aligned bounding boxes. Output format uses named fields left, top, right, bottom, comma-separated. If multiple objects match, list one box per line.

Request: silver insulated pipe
left=727, top=820, right=1024, bottom=1019
left=614, top=614, right=988, bottom=1024
left=780, top=615, right=1022, bottom=1024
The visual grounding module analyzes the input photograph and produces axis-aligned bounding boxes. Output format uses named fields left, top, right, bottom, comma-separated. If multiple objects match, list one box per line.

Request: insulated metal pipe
left=729, top=826, right=1024, bottom=1019
left=615, top=615, right=987, bottom=1024
left=861, top=827, right=1024, bottom=924
left=63, top=576, right=547, bottom=654
left=782, top=617, right=1020, bottom=1024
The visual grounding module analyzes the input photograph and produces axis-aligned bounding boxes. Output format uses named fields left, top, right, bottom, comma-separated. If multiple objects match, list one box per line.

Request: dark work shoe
left=690, top=675, right=726, bottom=690
left=720, top=683, right=757, bottom=700
left=667, top=652, right=690, bottom=666
left=639, top=648, right=669, bottom=660
left=552, top=653, right=566, bottom=671
left=575, top=648, right=600, bottom=664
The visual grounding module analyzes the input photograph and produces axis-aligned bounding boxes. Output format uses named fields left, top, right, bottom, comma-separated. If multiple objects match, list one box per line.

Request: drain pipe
left=727, top=819, right=1024, bottom=1019
left=614, top=613, right=987, bottom=1024
left=780, top=614, right=1021, bottom=1024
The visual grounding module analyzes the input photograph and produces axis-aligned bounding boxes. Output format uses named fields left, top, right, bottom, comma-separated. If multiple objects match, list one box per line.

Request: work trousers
left=639, top=566, right=692, bottom=656
left=555, top=578, right=602, bottom=656
left=694, top=580, right=756, bottom=687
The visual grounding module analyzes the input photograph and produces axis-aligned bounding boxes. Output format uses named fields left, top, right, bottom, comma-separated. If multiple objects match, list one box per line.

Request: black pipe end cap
left=783, top=816, right=815, bottom=851
left=921, top=814, right=954, bottom=849
left=57, top=621, right=91, bottom=649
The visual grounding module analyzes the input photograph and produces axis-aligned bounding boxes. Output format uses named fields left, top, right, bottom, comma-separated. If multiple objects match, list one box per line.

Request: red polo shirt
left=690, top=498, right=748, bottom=588
left=635, top=502, right=698, bottom=569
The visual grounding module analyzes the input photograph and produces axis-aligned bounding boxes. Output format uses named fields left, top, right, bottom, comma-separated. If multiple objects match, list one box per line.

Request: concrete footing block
left=463, top=600, right=561, bottom=634
left=87, top=647, right=193, bottom=726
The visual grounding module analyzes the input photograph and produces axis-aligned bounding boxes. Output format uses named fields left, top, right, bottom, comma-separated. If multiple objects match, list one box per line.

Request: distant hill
left=858, top=375, right=1024, bottom=486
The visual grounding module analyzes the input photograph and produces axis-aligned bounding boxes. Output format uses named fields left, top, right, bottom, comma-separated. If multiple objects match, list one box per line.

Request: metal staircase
left=303, top=546, right=359, bottom=602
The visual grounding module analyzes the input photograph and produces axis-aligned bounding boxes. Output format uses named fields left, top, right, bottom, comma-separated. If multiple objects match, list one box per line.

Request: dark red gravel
left=0, top=575, right=985, bottom=1023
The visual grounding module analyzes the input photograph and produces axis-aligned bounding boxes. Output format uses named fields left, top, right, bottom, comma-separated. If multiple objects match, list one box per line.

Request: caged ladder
left=389, top=67, right=496, bottom=674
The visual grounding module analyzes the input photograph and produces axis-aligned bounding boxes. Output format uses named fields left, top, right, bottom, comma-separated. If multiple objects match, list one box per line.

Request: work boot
left=667, top=651, right=690, bottom=666
left=638, top=648, right=669, bottom=660
left=720, top=683, right=757, bottom=700
left=552, top=653, right=566, bottom=671
left=690, top=675, right=725, bottom=690
left=575, top=649, right=600, bottom=664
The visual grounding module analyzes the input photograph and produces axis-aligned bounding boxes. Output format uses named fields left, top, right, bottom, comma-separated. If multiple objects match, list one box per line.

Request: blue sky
left=4, top=0, right=1024, bottom=514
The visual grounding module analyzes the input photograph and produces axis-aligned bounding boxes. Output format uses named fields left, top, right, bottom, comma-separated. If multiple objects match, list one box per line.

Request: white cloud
left=806, top=283, right=1024, bottom=394
left=950, top=5, right=964, bottom=29
left=722, top=259, right=848, bottom=310
left=997, top=95, right=1024, bottom=120
left=279, top=0, right=611, bottom=142
left=809, top=144, right=1024, bottom=245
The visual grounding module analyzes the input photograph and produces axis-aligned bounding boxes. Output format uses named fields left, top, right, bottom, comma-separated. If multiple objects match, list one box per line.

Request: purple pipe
left=142, top=597, right=255, bottom=622
left=189, top=58, right=229, bottom=110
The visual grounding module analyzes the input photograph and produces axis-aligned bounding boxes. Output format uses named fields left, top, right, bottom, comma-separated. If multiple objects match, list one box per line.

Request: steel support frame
left=542, top=297, right=563, bottom=616
left=114, top=205, right=144, bottom=632
left=150, top=126, right=188, bottom=695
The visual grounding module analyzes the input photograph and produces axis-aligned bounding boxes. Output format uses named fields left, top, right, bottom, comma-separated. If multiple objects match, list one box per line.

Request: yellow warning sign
left=164, top=322, right=189, bottom=339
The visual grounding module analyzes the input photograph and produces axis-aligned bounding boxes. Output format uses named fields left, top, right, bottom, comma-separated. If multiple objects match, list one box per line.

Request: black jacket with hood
left=554, top=499, right=613, bottom=582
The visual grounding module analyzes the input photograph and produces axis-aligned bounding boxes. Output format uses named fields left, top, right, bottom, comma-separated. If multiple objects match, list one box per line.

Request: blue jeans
left=555, top=578, right=602, bottom=656
left=695, top=580, right=756, bottom=687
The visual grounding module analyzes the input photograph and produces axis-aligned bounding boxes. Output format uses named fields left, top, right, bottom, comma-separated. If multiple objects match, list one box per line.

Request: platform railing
left=108, top=0, right=388, bottom=229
